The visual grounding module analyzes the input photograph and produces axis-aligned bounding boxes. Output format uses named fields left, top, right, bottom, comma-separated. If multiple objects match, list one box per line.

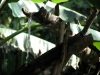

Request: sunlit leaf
left=45, top=1, right=86, bottom=23
left=8, top=1, right=85, bottom=23
left=0, top=25, right=55, bottom=54
left=8, top=0, right=44, bottom=17
left=70, top=24, right=100, bottom=42
left=0, top=24, right=41, bottom=46
left=31, top=0, right=45, bottom=3
left=52, top=0, right=68, bottom=3
left=93, top=42, right=100, bottom=51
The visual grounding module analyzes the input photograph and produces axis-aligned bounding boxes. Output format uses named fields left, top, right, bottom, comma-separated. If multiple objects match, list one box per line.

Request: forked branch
left=9, top=7, right=97, bottom=75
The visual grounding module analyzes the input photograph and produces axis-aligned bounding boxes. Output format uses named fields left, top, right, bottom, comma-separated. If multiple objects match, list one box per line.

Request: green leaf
left=93, top=42, right=100, bottom=51
left=8, top=1, right=86, bottom=23
left=52, top=0, right=68, bottom=3
left=0, top=24, right=41, bottom=46
left=31, top=0, right=45, bottom=3
left=0, top=25, right=55, bottom=53
left=8, top=0, right=44, bottom=17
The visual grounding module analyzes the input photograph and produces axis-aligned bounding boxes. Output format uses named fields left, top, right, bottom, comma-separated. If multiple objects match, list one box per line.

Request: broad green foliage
left=0, top=0, right=100, bottom=74
left=0, top=24, right=41, bottom=46
left=6, top=0, right=100, bottom=51
left=30, top=0, right=68, bottom=3
left=0, top=26, right=55, bottom=52
left=70, top=24, right=100, bottom=42
left=31, top=0, right=45, bottom=3
left=87, top=0, right=100, bottom=10
left=52, top=0, right=68, bottom=3
left=93, top=42, right=100, bottom=51
left=8, top=1, right=86, bottom=22
left=8, top=0, right=43, bottom=17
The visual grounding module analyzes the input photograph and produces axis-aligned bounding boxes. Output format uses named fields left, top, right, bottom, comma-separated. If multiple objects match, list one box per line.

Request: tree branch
left=10, top=34, right=93, bottom=75
left=9, top=7, right=94, bottom=75
left=81, top=8, right=99, bottom=35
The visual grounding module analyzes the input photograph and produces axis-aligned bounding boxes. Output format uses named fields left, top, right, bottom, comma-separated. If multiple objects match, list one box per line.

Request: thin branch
left=81, top=8, right=99, bottom=35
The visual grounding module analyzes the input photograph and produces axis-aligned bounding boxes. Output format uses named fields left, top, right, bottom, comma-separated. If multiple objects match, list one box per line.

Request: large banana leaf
left=8, top=0, right=86, bottom=23
left=6, top=0, right=100, bottom=50
left=0, top=27, right=55, bottom=54
left=70, top=24, right=100, bottom=42
left=0, top=0, right=99, bottom=74
left=45, top=1, right=86, bottom=23
left=8, top=0, right=45, bottom=17
left=1, top=23, right=100, bottom=52
left=0, top=0, right=86, bottom=53
left=45, top=1, right=100, bottom=51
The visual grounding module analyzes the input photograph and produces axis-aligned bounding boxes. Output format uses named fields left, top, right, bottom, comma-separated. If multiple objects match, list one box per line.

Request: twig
left=81, top=8, right=99, bottom=35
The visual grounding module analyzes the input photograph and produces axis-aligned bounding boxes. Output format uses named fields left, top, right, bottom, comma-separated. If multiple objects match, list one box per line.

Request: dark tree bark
left=10, top=34, right=93, bottom=75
